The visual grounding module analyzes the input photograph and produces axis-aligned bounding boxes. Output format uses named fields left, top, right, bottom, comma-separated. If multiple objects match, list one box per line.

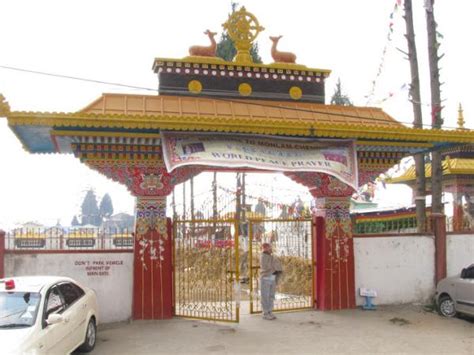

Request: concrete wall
left=447, top=234, right=474, bottom=277
left=354, top=236, right=435, bottom=306
left=4, top=252, right=133, bottom=323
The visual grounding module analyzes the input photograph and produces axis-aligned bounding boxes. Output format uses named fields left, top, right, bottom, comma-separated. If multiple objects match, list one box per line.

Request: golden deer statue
left=269, top=35, right=297, bottom=64
left=189, top=29, right=218, bottom=57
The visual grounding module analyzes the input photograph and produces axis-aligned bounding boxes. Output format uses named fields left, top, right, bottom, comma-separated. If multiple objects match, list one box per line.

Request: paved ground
left=86, top=305, right=473, bottom=354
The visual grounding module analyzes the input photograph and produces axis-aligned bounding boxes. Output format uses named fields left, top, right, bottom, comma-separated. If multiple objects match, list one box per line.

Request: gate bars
left=173, top=219, right=240, bottom=322
left=248, top=218, right=314, bottom=314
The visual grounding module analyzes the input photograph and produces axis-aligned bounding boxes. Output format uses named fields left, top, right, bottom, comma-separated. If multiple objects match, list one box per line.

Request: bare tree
left=425, top=0, right=443, bottom=214
left=404, top=0, right=427, bottom=231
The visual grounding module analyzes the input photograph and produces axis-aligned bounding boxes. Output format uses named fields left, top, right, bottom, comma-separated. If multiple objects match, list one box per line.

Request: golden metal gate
left=248, top=218, right=314, bottom=314
left=173, top=219, right=240, bottom=322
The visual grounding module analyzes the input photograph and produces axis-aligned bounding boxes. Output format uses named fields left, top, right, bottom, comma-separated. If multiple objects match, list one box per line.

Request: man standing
left=260, top=243, right=282, bottom=320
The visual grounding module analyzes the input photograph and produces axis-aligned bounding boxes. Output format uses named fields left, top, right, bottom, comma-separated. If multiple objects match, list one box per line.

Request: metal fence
left=353, top=214, right=474, bottom=235
left=3, top=227, right=134, bottom=251
left=353, top=215, right=424, bottom=234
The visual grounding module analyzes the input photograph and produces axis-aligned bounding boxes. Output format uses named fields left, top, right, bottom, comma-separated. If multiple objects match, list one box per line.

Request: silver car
left=436, top=264, right=474, bottom=317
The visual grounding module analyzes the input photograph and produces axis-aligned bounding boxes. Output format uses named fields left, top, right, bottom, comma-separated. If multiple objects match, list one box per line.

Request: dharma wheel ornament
left=222, top=6, right=264, bottom=64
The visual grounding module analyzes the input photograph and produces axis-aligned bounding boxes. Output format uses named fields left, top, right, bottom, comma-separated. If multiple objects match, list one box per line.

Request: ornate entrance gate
left=173, top=219, right=240, bottom=322
left=248, top=218, right=314, bottom=314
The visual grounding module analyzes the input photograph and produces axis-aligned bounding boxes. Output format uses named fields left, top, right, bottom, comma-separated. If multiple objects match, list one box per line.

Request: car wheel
left=438, top=295, right=457, bottom=317
left=78, top=318, right=97, bottom=352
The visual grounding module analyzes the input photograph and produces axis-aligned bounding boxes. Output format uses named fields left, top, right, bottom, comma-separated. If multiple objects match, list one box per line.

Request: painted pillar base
left=132, top=197, right=173, bottom=320
left=313, top=197, right=356, bottom=311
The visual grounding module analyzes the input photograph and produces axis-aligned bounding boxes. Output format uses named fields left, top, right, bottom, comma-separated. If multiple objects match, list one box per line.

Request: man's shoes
left=263, top=313, right=276, bottom=320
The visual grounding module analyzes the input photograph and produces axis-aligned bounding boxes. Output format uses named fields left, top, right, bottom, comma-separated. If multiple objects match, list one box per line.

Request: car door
left=42, top=285, right=71, bottom=354
left=455, top=265, right=474, bottom=315
left=57, top=282, right=87, bottom=350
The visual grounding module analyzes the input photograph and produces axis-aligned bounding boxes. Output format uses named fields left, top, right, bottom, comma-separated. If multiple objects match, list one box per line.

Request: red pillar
left=313, top=197, right=356, bottom=310
left=452, top=191, right=464, bottom=232
left=432, top=213, right=447, bottom=283
left=132, top=197, right=173, bottom=320
left=0, top=230, right=5, bottom=279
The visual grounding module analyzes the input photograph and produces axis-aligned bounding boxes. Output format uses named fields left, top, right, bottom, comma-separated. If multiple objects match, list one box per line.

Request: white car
left=0, top=276, right=99, bottom=354
left=436, top=264, right=474, bottom=318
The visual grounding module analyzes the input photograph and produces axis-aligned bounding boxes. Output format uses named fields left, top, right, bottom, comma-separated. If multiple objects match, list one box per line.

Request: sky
left=0, top=0, right=472, bottom=228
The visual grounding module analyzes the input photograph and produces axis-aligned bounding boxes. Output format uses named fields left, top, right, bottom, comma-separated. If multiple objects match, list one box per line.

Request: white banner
left=161, top=132, right=358, bottom=189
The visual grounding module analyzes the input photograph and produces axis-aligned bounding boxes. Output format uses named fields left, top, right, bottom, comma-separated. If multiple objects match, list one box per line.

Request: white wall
left=4, top=252, right=133, bottom=323
left=447, top=235, right=474, bottom=277
left=354, top=236, right=435, bottom=306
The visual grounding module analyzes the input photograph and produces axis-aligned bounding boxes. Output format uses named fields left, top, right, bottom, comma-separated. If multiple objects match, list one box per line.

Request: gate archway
left=4, top=6, right=466, bottom=322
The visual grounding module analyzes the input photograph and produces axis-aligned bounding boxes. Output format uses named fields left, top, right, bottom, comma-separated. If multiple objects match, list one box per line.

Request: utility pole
left=172, top=189, right=177, bottom=220
left=190, top=176, right=195, bottom=238
left=426, top=0, right=443, bottom=214
left=404, top=0, right=426, bottom=232
left=213, top=172, right=218, bottom=220
left=242, top=172, right=247, bottom=238
left=242, top=172, right=247, bottom=216
left=190, top=177, right=195, bottom=221
left=236, top=173, right=242, bottom=231
left=182, top=181, right=186, bottom=220
left=182, top=181, right=186, bottom=238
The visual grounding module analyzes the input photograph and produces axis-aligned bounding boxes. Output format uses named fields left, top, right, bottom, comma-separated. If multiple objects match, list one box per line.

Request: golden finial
left=0, top=94, right=11, bottom=116
left=222, top=7, right=264, bottom=64
left=457, top=103, right=466, bottom=130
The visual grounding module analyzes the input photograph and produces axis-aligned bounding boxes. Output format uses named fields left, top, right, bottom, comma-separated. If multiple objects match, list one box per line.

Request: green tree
left=71, top=215, right=80, bottom=226
left=99, top=193, right=114, bottom=220
left=216, top=2, right=262, bottom=63
left=81, top=189, right=101, bottom=226
left=330, top=78, right=353, bottom=106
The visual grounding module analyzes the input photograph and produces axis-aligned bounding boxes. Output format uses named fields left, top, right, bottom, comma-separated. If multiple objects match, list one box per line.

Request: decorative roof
left=0, top=94, right=10, bottom=116
left=153, top=7, right=330, bottom=103
left=6, top=93, right=474, bottom=154
left=457, top=103, right=466, bottom=130
left=78, top=93, right=401, bottom=127
left=153, top=58, right=329, bottom=103
left=389, top=157, right=474, bottom=184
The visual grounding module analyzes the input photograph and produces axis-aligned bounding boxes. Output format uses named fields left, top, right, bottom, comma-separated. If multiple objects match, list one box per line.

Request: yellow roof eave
left=388, top=158, right=474, bottom=183
left=6, top=111, right=474, bottom=145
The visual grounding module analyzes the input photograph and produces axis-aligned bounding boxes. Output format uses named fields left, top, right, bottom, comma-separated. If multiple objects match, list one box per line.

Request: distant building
left=101, top=213, right=135, bottom=230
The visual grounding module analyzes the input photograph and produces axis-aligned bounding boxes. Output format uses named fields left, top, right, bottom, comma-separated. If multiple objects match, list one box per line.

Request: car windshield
left=0, top=292, right=41, bottom=328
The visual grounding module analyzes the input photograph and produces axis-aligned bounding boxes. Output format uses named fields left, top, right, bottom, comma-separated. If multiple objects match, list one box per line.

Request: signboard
left=162, top=132, right=358, bottom=189
left=66, top=238, right=96, bottom=248
left=113, top=237, right=134, bottom=247
left=15, top=238, right=46, bottom=249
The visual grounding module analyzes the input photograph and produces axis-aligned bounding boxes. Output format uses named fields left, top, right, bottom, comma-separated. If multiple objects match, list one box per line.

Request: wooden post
left=432, top=213, right=447, bottom=283
left=0, top=230, right=5, bottom=278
